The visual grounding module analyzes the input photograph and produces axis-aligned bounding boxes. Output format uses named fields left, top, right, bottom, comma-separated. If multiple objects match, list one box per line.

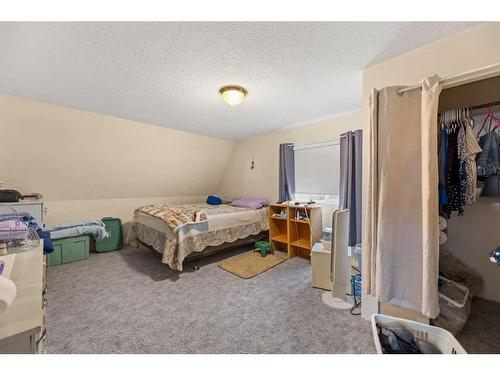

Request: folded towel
left=0, top=220, right=28, bottom=241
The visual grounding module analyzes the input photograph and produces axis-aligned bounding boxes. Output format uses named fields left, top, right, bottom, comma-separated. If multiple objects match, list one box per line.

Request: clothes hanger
left=448, top=110, right=454, bottom=134
left=460, top=107, right=467, bottom=129
left=466, top=107, right=475, bottom=129
left=457, top=108, right=463, bottom=131
left=477, top=104, right=499, bottom=136
left=452, top=109, right=458, bottom=133
left=492, top=117, right=500, bottom=132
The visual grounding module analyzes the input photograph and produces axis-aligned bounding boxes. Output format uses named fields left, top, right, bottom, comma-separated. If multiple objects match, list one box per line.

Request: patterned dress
left=443, top=130, right=462, bottom=217
left=457, top=125, right=467, bottom=214
left=464, top=123, right=482, bottom=204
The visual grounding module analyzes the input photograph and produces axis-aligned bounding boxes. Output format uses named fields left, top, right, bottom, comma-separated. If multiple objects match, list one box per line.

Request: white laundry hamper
left=371, top=314, right=467, bottom=354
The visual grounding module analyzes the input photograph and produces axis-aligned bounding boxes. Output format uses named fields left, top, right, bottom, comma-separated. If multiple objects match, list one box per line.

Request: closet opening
left=435, top=74, right=500, bottom=353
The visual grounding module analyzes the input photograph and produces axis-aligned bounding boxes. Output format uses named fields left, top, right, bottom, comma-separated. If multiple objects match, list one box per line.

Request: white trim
left=398, top=61, right=500, bottom=94
left=280, top=108, right=362, bottom=132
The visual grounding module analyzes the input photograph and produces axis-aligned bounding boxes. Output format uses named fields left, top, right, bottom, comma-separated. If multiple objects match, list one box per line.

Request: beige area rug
left=218, top=251, right=288, bottom=279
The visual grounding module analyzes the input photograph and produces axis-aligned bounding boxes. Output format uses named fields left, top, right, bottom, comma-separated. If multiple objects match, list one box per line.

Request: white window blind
left=294, top=141, right=340, bottom=195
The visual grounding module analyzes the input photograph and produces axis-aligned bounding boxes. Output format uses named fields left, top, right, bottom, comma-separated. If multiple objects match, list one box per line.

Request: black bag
left=0, top=190, right=22, bottom=202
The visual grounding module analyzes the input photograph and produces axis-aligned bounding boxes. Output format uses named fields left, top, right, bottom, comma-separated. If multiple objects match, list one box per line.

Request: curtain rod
left=397, top=62, right=500, bottom=95
left=293, top=138, right=340, bottom=151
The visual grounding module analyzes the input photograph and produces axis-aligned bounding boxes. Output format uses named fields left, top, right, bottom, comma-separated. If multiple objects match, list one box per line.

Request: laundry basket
left=371, top=314, right=467, bottom=354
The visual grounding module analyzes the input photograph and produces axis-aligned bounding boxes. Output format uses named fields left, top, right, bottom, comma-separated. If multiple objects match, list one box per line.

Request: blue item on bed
left=206, top=195, right=222, bottom=205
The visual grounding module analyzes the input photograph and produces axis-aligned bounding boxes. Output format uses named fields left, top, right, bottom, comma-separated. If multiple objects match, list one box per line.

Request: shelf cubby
left=268, top=203, right=322, bottom=259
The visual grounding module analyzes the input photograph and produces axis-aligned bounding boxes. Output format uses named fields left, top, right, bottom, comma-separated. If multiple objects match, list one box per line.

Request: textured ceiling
left=0, top=22, right=477, bottom=139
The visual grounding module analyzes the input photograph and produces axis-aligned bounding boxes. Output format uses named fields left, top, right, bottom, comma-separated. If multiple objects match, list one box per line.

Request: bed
left=127, top=203, right=269, bottom=270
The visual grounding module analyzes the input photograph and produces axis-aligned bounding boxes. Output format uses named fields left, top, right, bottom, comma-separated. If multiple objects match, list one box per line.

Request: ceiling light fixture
left=219, top=85, right=247, bottom=106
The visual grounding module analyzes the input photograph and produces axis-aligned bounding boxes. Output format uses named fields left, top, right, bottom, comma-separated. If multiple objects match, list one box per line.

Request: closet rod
left=440, top=101, right=500, bottom=114
left=468, top=100, right=500, bottom=111
left=397, top=62, right=500, bottom=95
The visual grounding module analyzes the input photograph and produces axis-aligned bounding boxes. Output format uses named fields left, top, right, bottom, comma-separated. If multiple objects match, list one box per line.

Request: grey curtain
left=279, top=143, right=295, bottom=201
left=339, top=130, right=363, bottom=247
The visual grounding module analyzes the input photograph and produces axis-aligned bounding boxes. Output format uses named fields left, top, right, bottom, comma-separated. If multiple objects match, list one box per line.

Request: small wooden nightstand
left=268, top=204, right=322, bottom=259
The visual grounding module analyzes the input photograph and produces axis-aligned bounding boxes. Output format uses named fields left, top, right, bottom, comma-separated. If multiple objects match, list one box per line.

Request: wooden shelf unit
left=268, top=204, right=322, bottom=259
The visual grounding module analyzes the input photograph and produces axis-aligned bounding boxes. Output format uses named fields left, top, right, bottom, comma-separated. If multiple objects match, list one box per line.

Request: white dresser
left=0, top=242, right=46, bottom=353
left=0, top=200, right=45, bottom=228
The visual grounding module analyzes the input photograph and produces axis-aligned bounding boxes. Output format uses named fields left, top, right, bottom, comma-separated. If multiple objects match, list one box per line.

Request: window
left=294, top=140, right=340, bottom=203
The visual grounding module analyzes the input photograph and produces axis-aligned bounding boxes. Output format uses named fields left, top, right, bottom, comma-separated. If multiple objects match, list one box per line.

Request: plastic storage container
left=431, top=276, right=471, bottom=335
left=353, top=244, right=362, bottom=271
left=47, top=235, right=90, bottom=267
left=372, top=314, right=467, bottom=354
left=321, top=227, right=332, bottom=250
left=95, top=217, right=123, bottom=252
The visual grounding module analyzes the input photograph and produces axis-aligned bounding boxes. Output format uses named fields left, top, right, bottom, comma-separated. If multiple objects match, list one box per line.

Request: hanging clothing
left=438, top=130, right=448, bottom=206
left=457, top=124, right=468, bottom=214
left=478, top=131, right=500, bottom=198
left=477, top=130, right=500, bottom=179
left=463, top=123, right=482, bottom=204
left=443, top=130, right=462, bottom=217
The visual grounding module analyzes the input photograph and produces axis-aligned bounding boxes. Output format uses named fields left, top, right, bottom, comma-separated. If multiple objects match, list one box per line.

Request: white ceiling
left=0, top=22, right=477, bottom=139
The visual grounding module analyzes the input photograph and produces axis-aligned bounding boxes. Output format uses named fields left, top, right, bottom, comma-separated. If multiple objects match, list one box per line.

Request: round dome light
left=219, top=85, right=247, bottom=106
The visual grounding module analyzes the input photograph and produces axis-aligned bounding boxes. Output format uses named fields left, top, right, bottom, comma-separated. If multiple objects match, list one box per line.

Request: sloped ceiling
left=0, top=93, right=234, bottom=200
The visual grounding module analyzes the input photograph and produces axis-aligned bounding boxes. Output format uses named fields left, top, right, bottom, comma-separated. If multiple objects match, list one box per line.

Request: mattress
left=128, top=203, right=269, bottom=270
left=135, top=204, right=265, bottom=233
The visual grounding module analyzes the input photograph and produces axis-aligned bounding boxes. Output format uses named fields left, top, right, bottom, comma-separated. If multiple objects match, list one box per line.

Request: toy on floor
left=254, top=241, right=273, bottom=257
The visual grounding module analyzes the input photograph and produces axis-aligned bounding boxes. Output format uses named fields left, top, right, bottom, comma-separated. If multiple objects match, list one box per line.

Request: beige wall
left=362, top=23, right=500, bottom=317
left=219, top=111, right=362, bottom=202
left=0, top=93, right=234, bottom=225
left=445, top=198, right=500, bottom=302
left=0, top=92, right=361, bottom=230
left=218, top=111, right=363, bottom=228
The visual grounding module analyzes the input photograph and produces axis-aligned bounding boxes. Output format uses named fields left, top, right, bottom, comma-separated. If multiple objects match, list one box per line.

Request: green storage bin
left=47, top=235, right=90, bottom=267
left=95, top=217, right=123, bottom=252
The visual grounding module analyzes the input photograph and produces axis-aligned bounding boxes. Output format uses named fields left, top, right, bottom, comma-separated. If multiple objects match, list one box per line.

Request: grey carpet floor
left=45, top=245, right=376, bottom=354
left=457, top=297, right=500, bottom=354
left=45, top=245, right=500, bottom=354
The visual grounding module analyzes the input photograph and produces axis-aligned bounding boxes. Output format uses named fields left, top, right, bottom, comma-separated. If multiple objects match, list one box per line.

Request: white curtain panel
left=364, top=76, right=442, bottom=319
left=363, top=89, right=379, bottom=298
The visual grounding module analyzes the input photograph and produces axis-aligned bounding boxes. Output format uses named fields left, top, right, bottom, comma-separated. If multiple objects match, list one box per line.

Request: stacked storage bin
left=431, top=276, right=471, bottom=335
left=95, top=217, right=123, bottom=252
left=47, top=235, right=90, bottom=267
left=47, top=217, right=123, bottom=267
